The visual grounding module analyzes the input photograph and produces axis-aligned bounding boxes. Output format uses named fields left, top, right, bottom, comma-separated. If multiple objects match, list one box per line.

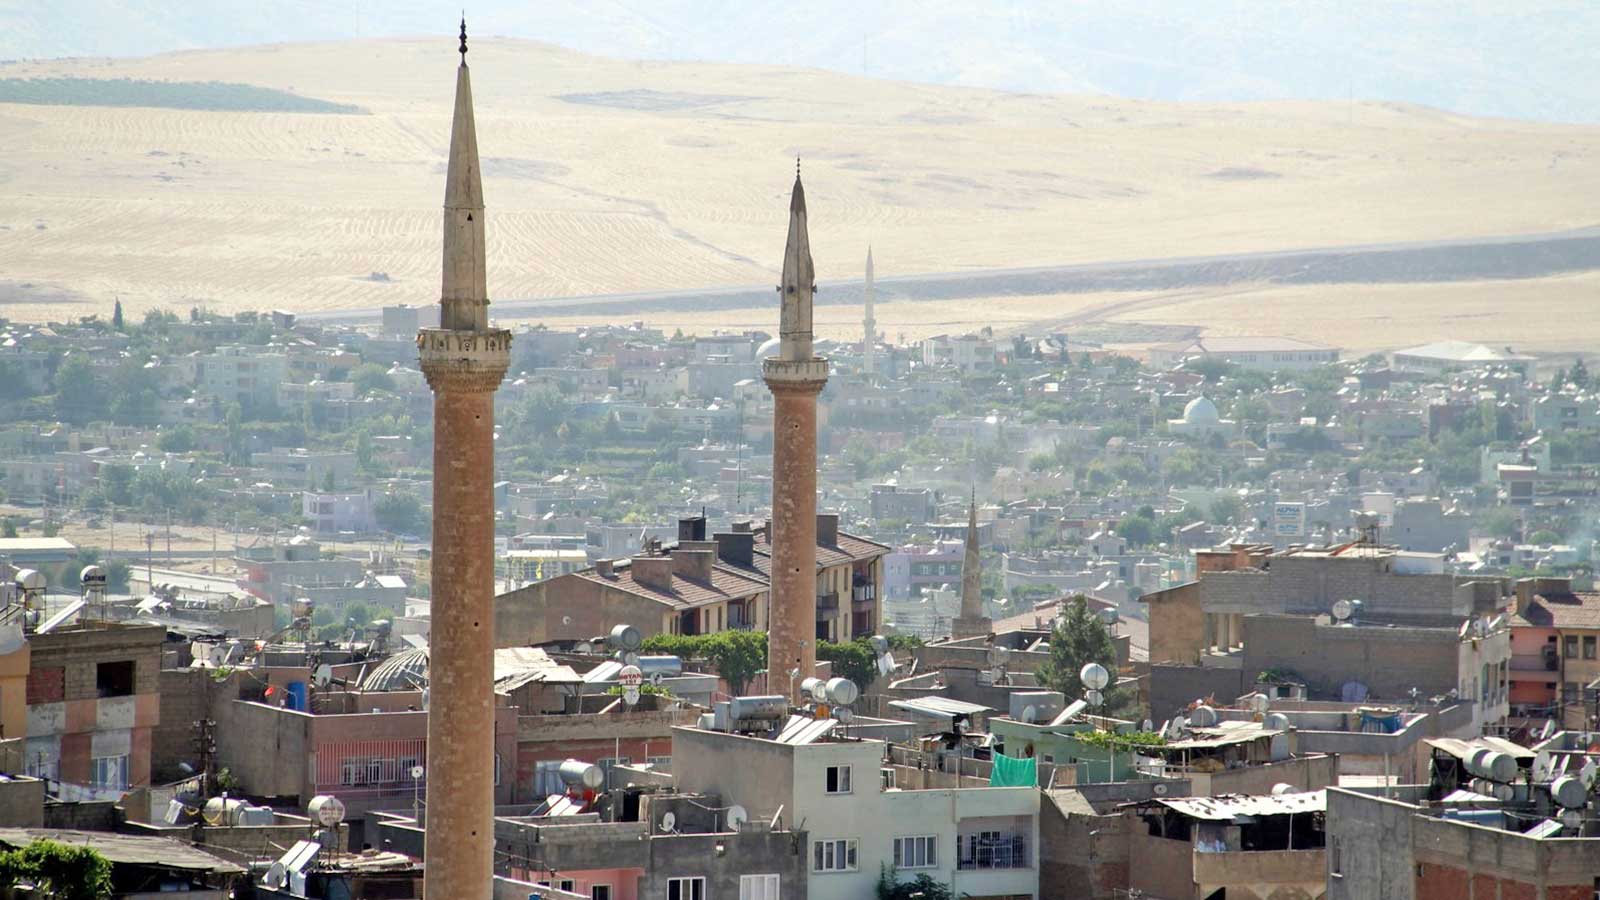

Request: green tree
left=374, top=491, right=426, bottom=536
left=1208, top=495, right=1244, bottom=525
left=53, top=355, right=103, bottom=423
left=351, top=363, right=394, bottom=396
left=224, top=402, right=246, bottom=465
left=322, top=469, right=336, bottom=492
left=112, top=298, right=125, bottom=331
left=1571, top=357, right=1590, bottom=389
left=1116, top=513, right=1156, bottom=547
left=101, top=464, right=135, bottom=507
left=1036, top=595, right=1125, bottom=708
left=876, top=868, right=954, bottom=900
left=345, top=602, right=372, bottom=627
left=817, top=638, right=878, bottom=688
left=1, top=520, right=16, bottom=539
left=105, top=561, right=130, bottom=593
left=157, top=426, right=196, bottom=453
left=0, top=838, right=114, bottom=899
left=640, top=631, right=769, bottom=695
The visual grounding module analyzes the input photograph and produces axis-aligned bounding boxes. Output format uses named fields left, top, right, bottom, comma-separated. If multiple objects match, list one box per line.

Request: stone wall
left=1149, top=664, right=1247, bottom=721
left=1037, top=795, right=1130, bottom=900
left=1242, top=616, right=1462, bottom=701
left=1325, top=788, right=1418, bottom=900
left=1144, top=581, right=1204, bottom=665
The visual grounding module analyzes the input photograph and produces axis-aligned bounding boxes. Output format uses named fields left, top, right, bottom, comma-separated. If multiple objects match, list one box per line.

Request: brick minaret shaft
left=417, top=23, right=509, bottom=900
left=764, top=168, right=829, bottom=701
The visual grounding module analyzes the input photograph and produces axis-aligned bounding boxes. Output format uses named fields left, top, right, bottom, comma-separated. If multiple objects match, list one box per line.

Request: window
left=894, top=835, right=938, bottom=869
left=1330, top=836, right=1342, bottom=876
left=1565, top=682, right=1580, bottom=703
left=825, top=765, right=852, bottom=794
left=1566, top=635, right=1579, bottom=658
left=90, top=754, right=129, bottom=790
left=813, top=838, right=859, bottom=872
left=495, top=752, right=502, bottom=786
left=341, top=759, right=368, bottom=786
left=96, top=660, right=135, bottom=698
left=668, top=877, right=706, bottom=900
left=591, top=886, right=612, bottom=900
left=739, top=874, right=780, bottom=900
left=536, top=880, right=576, bottom=893
left=1586, top=637, right=1596, bottom=660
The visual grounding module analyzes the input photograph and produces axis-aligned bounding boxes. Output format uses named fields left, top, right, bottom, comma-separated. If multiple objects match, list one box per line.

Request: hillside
left=2, top=38, right=1600, bottom=350
left=5, top=2, right=1600, bottom=122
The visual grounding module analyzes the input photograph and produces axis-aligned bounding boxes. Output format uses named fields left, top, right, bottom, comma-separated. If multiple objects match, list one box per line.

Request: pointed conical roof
left=960, top=492, right=984, bottom=620
left=439, top=34, right=488, bottom=332
left=778, top=168, right=815, bottom=361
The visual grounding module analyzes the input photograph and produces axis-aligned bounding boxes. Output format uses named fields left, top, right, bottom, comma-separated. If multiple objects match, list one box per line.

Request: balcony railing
left=1510, top=654, right=1559, bottom=672
left=816, top=592, right=840, bottom=614
left=852, top=584, right=876, bottom=606
left=956, top=832, right=1029, bottom=870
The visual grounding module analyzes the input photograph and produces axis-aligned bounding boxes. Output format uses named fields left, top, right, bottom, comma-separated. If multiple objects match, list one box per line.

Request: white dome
left=1183, top=395, right=1220, bottom=424
left=756, top=337, right=782, bottom=359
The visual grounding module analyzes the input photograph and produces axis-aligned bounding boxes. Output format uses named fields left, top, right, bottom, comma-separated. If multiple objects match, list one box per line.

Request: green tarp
left=989, top=752, right=1037, bottom=787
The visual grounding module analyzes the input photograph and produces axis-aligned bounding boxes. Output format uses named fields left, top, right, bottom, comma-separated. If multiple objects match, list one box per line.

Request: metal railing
left=956, top=832, right=1029, bottom=870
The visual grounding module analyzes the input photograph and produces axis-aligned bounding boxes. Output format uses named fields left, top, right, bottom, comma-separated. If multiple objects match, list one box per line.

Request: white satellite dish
left=1152, top=783, right=1169, bottom=796
left=1085, top=689, right=1105, bottom=707
left=1331, top=599, right=1353, bottom=622
left=1562, top=809, right=1584, bottom=829
left=1021, top=705, right=1038, bottom=723
left=727, top=804, right=749, bottom=830
left=314, top=664, right=334, bottom=688
left=649, top=672, right=665, bottom=687
left=1080, top=662, right=1110, bottom=691
left=835, top=707, right=854, bottom=724
left=1533, top=751, right=1555, bottom=783
left=410, top=765, right=425, bottom=781
left=660, top=811, right=677, bottom=832
left=1580, top=760, right=1598, bottom=790
left=1142, top=719, right=1153, bottom=732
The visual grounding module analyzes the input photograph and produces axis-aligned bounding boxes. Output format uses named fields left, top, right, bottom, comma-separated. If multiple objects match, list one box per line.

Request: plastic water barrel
left=286, top=681, right=308, bottom=712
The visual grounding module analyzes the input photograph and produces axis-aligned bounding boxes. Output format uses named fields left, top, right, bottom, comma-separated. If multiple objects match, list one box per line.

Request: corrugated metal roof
left=1151, top=790, right=1325, bottom=821
left=1425, top=737, right=1535, bottom=761
left=0, top=828, right=245, bottom=874
left=1167, top=720, right=1284, bottom=750
left=888, top=696, right=993, bottom=718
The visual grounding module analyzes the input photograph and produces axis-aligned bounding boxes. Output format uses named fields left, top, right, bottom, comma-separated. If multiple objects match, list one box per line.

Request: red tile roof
left=1516, top=592, right=1600, bottom=630
left=576, top=563, right=767, bottom=610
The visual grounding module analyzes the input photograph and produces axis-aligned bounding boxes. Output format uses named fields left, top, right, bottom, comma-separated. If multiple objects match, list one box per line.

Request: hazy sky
left=4, top=1, right=1598, bottom=122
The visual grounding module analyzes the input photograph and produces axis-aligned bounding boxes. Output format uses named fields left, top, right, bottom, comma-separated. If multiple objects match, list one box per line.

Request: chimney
left=594, top=559, right=614, bottom=577
left=672, top=547, right=717, bottom=583
left=817, top=513, right=839, bottom=549
left=631, top=556, right=674, bottom=591
left=715, top=531, right=755, bottom=567
left=678, top=515, right=708, bottom=543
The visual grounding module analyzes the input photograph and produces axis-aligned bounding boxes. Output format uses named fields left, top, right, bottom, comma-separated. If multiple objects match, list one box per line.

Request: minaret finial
left=459, top=14, right=468, bottom=59
left=796, top=156, right=801, bottom=178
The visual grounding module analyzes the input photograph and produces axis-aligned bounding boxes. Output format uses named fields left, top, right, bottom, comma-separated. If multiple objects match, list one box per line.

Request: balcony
left=851, top=584, right=876, bottom=607
left=1509, top=654, right=1558, bottom=678
left=956, top=832, right=1029, bottom=870
left=816, top=592, right=840, bottom=615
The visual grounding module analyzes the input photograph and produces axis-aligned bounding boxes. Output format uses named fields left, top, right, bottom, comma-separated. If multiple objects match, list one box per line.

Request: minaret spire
left=862, top=245, right=876, bottom=378
left=778, top=165, right=815, bottom=362
left=441, top=18, right=487, bottom=331
left=953, top=489, right=991, bottom=639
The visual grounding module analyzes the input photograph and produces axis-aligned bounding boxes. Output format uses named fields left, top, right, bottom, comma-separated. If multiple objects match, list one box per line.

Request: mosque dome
left=756, top=336, right=782, bottom=360
left=360, top=647, right=429, bottom=691
left=1183, top=395, right=1220, bottom=424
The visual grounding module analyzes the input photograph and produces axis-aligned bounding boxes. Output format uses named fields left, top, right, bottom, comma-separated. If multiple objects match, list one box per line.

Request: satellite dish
left=660, top=811, right=677, bottom=832
left=265, top=862, right=289, bottom=888
left=1142, top=719, right=1154, bottom=732
left=410, top=765, right=425, bottom=780
left=1079, top=662, right=1110, bottom=691
left=1247, top=693, right=1271, bottom=714
left=1085, top=690, right=1104, bottom=707
left=1580, top=760, right=1598, bottom=790
left=835, top=707, right=854, bottom=724
left=649, top=672, right=665, bottom=687
left=1190, top=705, right=1218, bottom=727
left=727, top=805, right=748, bottom=830
left=1331, top=599, right=1353, bottom=622
left=1533, top=751, right=1555, bottom=783
left=1021, top=705, right=1038, bottom=723
left=987, top=646, right=1012, bottom=667
left=314, top=664, right=333, bottom=688
left=1152, top=783, right=1169, bottom=796
left=1270, top=783, right=1295, bottom=795
left=1264, top=712, right=1291, bottom=730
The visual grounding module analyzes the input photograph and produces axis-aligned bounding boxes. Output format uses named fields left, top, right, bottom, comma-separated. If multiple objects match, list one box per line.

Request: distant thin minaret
left=863, top=246, right=876, bottom=378
left=952, top=489, right=991, bottom=640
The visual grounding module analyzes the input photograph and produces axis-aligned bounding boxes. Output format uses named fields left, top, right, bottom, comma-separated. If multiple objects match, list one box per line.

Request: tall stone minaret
left=952, top=492, right=991, bottom=639
left=862, top=246, right=876, bottom=379
left=764, top=163, right=829, bottom=700
left=417, top=21, right=509, bottom=900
